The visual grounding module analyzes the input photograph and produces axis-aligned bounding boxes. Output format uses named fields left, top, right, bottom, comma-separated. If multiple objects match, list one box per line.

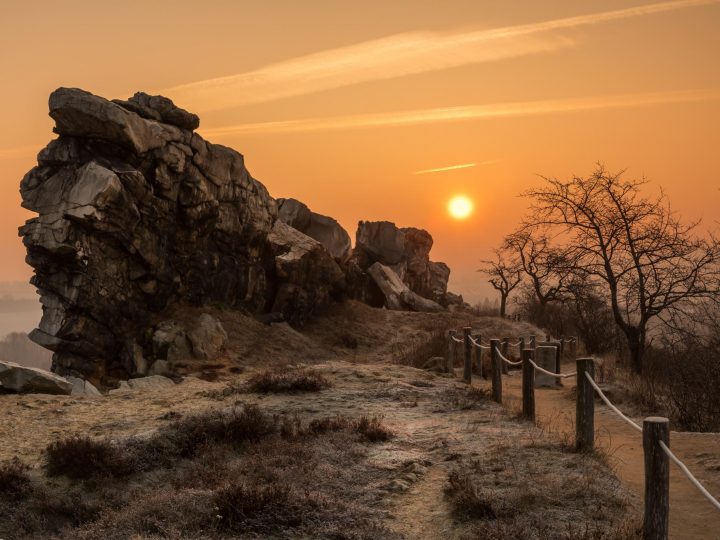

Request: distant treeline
left=0, top=332, right=52, bottom=370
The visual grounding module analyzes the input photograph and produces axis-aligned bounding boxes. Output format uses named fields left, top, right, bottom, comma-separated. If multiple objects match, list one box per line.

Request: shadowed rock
left=350, top=221, right=452, bottom=306
left=367, top=263, right=443, bottom=312
left=20, top=88, right=343, bottom=385
left=277, top=198, right=352, bottom=262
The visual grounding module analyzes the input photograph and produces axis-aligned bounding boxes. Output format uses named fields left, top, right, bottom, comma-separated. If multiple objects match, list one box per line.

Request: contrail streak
left=415, top=163, right=478, bottom=175
left=164, top=0, right=719, bottom=112
left=199, top=89, right=720, bottom=137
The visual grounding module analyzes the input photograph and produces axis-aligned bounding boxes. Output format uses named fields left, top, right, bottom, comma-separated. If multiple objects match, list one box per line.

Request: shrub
left=307, top=416, right=350, bottom=435
left=247, top=369, right=331, bottom=393
left=445, top=469, right=496, bottom=520
left=214, top=482, right=298, bottom=531
left=353, top=415, right=393, bottom=442
left=46, top=437, right=132, bottom=479
left=0, top=458, right=32, bottom=500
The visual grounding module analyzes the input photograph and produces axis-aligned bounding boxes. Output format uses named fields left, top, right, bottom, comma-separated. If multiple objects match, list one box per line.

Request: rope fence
left=444, top=328, right=720, bottom=539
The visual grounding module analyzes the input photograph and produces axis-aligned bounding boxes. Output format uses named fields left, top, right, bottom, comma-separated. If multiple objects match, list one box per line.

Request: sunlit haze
left=1, top=0, right=720, bottom=303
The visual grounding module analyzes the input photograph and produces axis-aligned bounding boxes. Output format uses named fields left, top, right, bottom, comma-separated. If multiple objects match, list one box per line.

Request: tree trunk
left=626, top=326, right=645, bottom=375
left=500, top=294, right=507, bottom=318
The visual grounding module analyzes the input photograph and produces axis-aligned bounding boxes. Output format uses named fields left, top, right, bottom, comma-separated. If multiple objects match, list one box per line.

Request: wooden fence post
left=519, top=337, right=525, bottom=361
left=447, top=330, right=456, bottom=374
left=463, top=327, right=472, bottom=384
left=576, top=358, right=595, bottom=452
left=553, top=343, right=562, bottom=386
left=522, top=348, right=535, bottom=421
left=560, top=335, right=566, bottom=359
left=474, top=333, right=482, bottom=378
left=529, top=335, right=537, bottom=351
left=501, top=337, right=510, bottom=375
left=643, top=417, right=670, bottom=540
left=490, top=339, right=502, bottom=403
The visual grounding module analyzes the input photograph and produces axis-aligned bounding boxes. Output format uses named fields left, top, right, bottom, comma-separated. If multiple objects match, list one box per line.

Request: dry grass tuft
left=445, top=469, right=496, bottom=519
left=247, top=369, right=331, bottom=393
left=353, top=415, right=394, bottom=442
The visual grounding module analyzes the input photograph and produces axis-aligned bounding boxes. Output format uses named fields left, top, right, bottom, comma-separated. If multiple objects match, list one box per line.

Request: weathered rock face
left=20, top=88, right=342, bottom=384
left=267, top=220, right=345, bottom=322
left=367, top=263, right=443, bottom=313
left=277, top=198, right=352, bottom=262
left=350, top=221, right=451, bottom=305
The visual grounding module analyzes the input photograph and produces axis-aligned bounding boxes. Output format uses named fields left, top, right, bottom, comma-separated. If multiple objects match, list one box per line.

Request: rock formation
left=0, top=360, right=73, bottom=395
left=277, top=198, right=352, bottom=262
left=20, top=88, right=457, bottom=386
left=20, top=88, right=343, bottom=385
left=367, top=263, right=443, bottom=312
left=349, top=221, right=453, bottom=306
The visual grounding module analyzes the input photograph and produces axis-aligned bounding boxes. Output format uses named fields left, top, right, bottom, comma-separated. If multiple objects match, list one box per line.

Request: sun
left=448, top=195, right=474, bottom=220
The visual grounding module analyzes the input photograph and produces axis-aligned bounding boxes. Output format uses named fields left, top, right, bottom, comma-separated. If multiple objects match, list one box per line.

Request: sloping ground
left=0, top=306, right=639, bottom=539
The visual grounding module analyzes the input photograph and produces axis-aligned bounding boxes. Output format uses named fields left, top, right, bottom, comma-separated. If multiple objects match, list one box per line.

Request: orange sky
left=1, top=0, right=719, bottom=303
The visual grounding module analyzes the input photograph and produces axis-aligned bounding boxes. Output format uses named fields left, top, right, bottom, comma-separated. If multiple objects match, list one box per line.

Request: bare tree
left=503, top=229, right=572, bottom=320
left=479, top=248, right=521, bottom=317
left=525, top=165, right=719, bottom=374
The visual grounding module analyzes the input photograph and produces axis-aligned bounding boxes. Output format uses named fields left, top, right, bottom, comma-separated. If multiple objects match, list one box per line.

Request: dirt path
left=502, top=366, right=720, bottom=540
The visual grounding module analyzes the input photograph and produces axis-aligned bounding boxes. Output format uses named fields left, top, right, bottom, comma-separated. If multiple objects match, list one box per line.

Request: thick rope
left=451, top=336, right=464, bottom=344
left=508, top=340, right=522, bottom=347
left=659, top=441, right=720, bottom=512
left=584, top=372, right=642, bottom=433
left=495, top=346, right=522, bottom=366
left=529, top=359, right=577, bottom=379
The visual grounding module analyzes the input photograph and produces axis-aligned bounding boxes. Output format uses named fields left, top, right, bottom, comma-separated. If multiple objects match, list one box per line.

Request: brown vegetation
left=247, top=368, right=331, bottom=393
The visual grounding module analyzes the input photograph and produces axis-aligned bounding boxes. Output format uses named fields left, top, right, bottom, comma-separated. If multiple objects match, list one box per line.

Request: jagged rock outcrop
left=20, top=88, right=343, bottom=385
left=349, top=221, right=451, bottom=305
left=277, top=198, right=352, bottom=262
left=367, top=263, right=443, bottom=312
left=268, top=220, right=345, bottom=321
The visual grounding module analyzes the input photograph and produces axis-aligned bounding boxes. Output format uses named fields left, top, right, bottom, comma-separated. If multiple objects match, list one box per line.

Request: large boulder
left=0, top=360, right=72, bottom=394
left=367, top=263, right=443, bottom=313
left=350, top=221, right=450, bottom=305
left=18, top=88, right=334, bottom=384
left=277, top=198, right=352, bottom=262
left=267, top=220, right=345, bottom=322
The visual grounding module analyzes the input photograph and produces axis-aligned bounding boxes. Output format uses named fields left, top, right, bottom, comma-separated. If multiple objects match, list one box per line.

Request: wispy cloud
left=164, top=0, right=719, bottom=112
left=199, top=89, right=720, bottom=137
left=415, top=163, right=479, bottom=175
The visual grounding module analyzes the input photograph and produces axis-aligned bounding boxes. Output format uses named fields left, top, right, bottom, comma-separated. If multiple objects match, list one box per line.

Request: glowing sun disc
left=448, top=195, right=473, bottom=220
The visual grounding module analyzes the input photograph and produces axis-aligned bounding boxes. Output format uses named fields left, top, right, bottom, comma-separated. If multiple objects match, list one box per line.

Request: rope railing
left=451, top=335, right=463, bottom=344
left=445, top=329, right=719, bottom=536
left=584, top=371, right=642, bottom=433
left=529, top=359, right=577, bottom=379
left=659, top=441, right=720, bottom=512
left=495, top=346, right=522, bottom=366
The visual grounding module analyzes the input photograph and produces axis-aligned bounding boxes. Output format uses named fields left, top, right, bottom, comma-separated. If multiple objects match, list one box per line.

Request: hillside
left=0, top=304, right=640, bottom=539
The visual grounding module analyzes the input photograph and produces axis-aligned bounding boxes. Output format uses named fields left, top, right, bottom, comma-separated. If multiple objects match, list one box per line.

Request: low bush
left=445, top=469, right=496, bottom=519
left=247, top=369, right=331, bottom=393
left=46, top=437, right=132, bottom=480
left=352, top=415, right=393, bottom=442
left=0, top=458, right=32, bottom=500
